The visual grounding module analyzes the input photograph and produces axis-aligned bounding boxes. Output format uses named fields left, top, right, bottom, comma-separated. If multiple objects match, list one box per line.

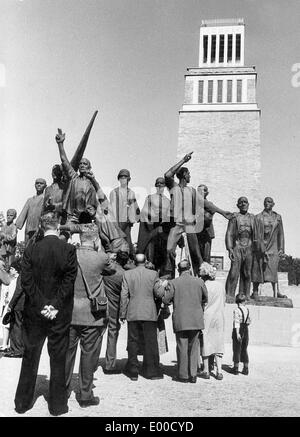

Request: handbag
left=77, top=262, right=108, bottom=318
left=2, top=310, right=14, bottom=326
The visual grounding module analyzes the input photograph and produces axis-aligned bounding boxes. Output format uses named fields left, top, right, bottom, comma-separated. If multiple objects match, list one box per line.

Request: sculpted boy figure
left=251, top=197, right=286, bottom=299
left=55, top=129, right=98, bottom=224
left=0, top=209, right=18, bottom=267
left=225, top=197, right=254, bottom=299
left=16, top=178, right=47, bottom=243
left=197, top=184, right=232, bottom=263
left=43, top=164, right=66, bottom=215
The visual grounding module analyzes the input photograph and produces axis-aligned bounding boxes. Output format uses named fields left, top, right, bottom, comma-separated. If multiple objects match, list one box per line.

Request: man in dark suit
left=103, top=250, right=129, bottom=374
left=14, top=212, right=77, bottom=416
left=120, top=254, right=163, bottom=381
left=157, top=259, right=208, bottom=383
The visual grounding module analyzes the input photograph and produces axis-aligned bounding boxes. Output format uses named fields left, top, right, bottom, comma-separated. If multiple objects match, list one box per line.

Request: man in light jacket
left=157, top=259, right=208, bottom=383
left=120, top=254, right=162, bottom=381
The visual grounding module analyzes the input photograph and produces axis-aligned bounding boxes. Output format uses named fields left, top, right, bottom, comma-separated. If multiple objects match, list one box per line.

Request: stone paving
left=1, top=309, right=300, bottom=417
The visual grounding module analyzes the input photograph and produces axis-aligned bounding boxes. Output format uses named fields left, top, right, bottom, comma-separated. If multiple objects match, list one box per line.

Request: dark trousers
left=176, top=330, right=200, bottom=379
left=166, top=225, right=203, bottom=277
left=126, top=321, right=160, bottom=377
left=9, top=310, right=24, bottom=355
left=226, top=245, right=253, bottom=297
left=197, top=231, right=212, bottom=263
left=119, top=222, right=134, bottom=257
left=105, top=298, right=120, bottom=371
left=65, top=325, right=106, bottom=401
left=145, top=232, right=168, bottom=275
left=232, top=324, right=249, bottom=365
left=15, top=317, right=70, bottom=414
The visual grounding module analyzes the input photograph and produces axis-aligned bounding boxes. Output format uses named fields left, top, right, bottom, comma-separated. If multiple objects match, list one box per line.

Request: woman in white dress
left=0, top=264, right=19, bottom=352
left=199, top=262, right=226, bottom=380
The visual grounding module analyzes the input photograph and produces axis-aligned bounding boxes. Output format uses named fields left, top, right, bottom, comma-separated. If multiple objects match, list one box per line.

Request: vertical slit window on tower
left=217, top=80, right=223, bottom=103
left=237, top=79, right=242, bottom=102
left=219, top=35, right=224, bottom=63
left=227, top=80, right=232, bottom=102
left=227, top=34, right=233, bottom=62
left=198, top=80, right=204, bottom=103
left=208, top=80, right=213, bottom=103
left=211, top=35, right=216, bottom=62
left=203, top=35, right=208, bottom=63
left=236, top=34, right=241, bottom=61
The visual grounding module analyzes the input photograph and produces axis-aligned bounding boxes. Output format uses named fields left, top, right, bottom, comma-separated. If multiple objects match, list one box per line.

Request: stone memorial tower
left=177, top=18, right=261, bottom=270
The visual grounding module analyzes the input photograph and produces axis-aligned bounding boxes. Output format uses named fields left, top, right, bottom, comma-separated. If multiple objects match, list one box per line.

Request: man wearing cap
left=16, top=178, right=47, bottom=244
left=109, top=169, right=140, bottom=257
left=156, top=259, right=208, bottom=383
left=55, top=129, right=98, bottom=224
left=137, top=177, right=170, bottom=274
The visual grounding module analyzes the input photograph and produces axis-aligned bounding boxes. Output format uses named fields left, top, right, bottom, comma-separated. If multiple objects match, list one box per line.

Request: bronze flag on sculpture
left=70, top=110, right=98, bottom=171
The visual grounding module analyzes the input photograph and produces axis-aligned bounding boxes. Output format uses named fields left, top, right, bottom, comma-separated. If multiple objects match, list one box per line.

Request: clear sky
left=1, top=0, right=300, bottom=255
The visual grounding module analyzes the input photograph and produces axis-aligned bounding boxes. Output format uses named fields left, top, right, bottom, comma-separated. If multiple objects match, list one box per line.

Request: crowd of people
left=0, top=124, right=286, bottom=415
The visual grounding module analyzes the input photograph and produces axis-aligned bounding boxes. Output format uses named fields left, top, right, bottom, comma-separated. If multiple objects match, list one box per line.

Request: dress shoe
left=148, top=374, right=164, bottom=380
left=123, top=370, right=138, bottom=381
left=78, top=396, right=100, bottom=408
left=216, top=373, right=223, bottom=380
left=172, top=376, right=189, bottom=383
left=4, top=351, right=23, bottom=358
left=232, top=368, right=239, bottom=375
left=277, top=293, right=287, bottom=299
left=189, top=376, right=197, bottom=383
left=241, top=367, right=249, bottom=375
left=49, top=407, right=69, bottom=416
left=199, top=372, right=210, bottom=379
left=103, top=368, right=121, bottom=375
left=15, top=405, right=31, bottom=414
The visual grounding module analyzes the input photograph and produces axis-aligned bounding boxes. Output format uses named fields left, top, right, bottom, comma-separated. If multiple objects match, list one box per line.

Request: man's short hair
left=35, top=178, right=47, bottom=185
left=40, top=212, right=59, bottom=231
left=116, top=250, right=129, bottom=267
left=236, top=293, right=247, bottom=304
left=178, top=259, right=191, bottom=273
left=176, top=167, right=189, bottom=180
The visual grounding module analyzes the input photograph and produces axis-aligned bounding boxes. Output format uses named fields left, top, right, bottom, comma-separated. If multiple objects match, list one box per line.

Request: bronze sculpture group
left=0, top=112, right=287, bottom=300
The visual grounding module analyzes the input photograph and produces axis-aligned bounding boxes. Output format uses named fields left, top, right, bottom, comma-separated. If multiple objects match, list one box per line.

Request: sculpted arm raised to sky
left=55, top=129, right=75, bottom=179
left=164, top=152, right=193, bottom=188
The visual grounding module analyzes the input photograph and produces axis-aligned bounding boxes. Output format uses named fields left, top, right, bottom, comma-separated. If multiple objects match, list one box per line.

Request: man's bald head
left=135, top=253, right=146, bottom=265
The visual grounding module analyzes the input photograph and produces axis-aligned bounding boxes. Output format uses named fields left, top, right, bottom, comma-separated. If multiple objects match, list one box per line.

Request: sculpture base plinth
left=225, top=295, right=293, bottom=308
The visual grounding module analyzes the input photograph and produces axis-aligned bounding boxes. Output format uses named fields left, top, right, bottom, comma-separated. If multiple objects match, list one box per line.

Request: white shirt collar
left=44, top=230, right=59, bottom=237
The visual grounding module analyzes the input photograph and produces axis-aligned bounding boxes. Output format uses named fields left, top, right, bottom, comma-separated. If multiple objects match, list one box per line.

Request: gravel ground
left=1, top=308, right=300, bottom=418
